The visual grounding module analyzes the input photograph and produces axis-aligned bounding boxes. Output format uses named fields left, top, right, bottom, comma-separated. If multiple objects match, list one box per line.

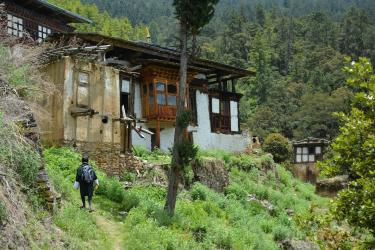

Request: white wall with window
left=7, top=14, right=23, bottom=37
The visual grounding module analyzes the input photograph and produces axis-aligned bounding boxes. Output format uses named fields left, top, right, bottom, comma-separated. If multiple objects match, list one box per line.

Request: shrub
left=228, top=154, right=259, bottom=171
left=146, top=203, right=176, bottom=227
left=96, top=177, right=125, bottom=203
left=263, top=133, right=292, bottom=163
left=190, top=183, right=208, bottom=201
left=0, top=201, right=7, bottom=225
left=122, top=171, right=136, bottom=182
left=133, top=145, right=171, bottom=164
left=273, top=225, right=290, bottom=241
left=0, top=114, right=40, bottom=186
left=121, top=192, right=140, bottom=212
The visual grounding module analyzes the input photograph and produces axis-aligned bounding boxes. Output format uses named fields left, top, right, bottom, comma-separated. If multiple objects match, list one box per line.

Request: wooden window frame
left=141, top=78, right=178, bottom=120
left=37, top=25, right=52, bottom=42
left=7, top=14, right=23, bottom=38
left=209, top=96, right=241, bottom=134
left=295, top=145, right=323, bottom=163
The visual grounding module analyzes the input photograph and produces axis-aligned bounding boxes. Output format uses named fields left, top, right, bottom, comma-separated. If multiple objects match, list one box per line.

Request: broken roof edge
left=36, top=0, right=93, bottom=24
left=50, top=32, right=254, bottom=78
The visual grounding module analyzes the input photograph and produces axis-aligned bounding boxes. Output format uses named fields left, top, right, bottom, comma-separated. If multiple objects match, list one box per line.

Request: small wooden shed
left=293, top=137, right=330, bottom=164
left=291, top=137, right=330, bottom=184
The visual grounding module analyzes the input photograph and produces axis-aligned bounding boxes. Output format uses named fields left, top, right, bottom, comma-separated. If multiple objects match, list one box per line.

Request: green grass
left=0, top=201, right=7, bottom=225
left=44, top=147, right=335, bottom=249
left=0, top=114, right=40, bottom=186
left=133, top=145, right=171, bottom=165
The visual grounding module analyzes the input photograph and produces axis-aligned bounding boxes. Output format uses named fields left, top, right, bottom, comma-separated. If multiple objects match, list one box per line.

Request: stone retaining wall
left=69, top=141, right=143, bottom=176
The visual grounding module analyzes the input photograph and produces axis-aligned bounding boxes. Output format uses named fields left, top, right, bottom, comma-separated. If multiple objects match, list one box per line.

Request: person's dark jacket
left=75, top=164, right=97, bottom=197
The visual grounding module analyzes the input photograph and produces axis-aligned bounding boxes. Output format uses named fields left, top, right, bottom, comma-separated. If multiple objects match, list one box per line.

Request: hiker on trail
left=74, top=155, right=98, bottom=212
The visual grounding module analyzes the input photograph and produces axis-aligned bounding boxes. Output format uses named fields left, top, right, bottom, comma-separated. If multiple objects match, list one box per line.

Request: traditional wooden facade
left=3, top=0, right=91, bottom=41
left=290, top=137, right=330, bottom=184
left=40, top=33, right=253, bottom=174
left=293, top=137, right=330, bottom=164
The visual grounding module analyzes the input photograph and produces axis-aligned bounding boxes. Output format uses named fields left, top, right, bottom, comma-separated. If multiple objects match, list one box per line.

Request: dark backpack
left=82, top=164, right=94, bottom=183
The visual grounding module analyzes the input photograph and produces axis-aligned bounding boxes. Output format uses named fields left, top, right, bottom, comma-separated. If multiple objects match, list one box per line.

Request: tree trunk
left=165, top=19, right=188, bottom=215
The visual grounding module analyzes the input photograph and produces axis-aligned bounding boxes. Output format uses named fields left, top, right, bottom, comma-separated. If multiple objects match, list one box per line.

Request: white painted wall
left=192, top=90, right=250, bottom=152
left=160, top=128, right=175, bottom=152
left=132, top=123, right=152, bottom=150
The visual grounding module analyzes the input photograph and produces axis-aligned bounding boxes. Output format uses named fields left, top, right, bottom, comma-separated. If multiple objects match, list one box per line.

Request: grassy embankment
left=44, top=146, right=335, bottom=249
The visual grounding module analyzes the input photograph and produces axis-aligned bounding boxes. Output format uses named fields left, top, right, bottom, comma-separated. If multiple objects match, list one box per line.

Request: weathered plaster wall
left=192, top=90, right=250, bottom=152
left=60, top=57, right=121, bottom=146
left=39, top=58, right=65, bottom=144
left=133, top=80, right=142, bottom=119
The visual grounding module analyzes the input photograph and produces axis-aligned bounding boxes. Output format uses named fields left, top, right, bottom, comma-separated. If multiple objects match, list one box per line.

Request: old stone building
left=39, top=33, right=253, bottom=174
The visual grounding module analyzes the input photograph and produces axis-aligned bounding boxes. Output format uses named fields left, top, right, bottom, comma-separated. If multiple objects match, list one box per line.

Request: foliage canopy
left=320, top=58, right=375, bottom=235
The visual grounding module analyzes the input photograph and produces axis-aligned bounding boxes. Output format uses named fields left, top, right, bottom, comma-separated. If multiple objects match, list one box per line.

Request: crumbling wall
left=289, top=163, right=320, bottom=184
left=71, top=141, right=143, bottom=176
left=192, top=157, right=229, bottom=192
left=316, top=175, right=349, bottom=197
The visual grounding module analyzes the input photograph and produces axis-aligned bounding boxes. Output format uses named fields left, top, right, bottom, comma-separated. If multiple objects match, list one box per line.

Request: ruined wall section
left=42, top=57, right=142, bottom=175
left=39, top=58, right=66, bottom=144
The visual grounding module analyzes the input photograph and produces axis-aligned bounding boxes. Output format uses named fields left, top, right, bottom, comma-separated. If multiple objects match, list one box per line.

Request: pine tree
left=165, top=0, right=219, bottom=216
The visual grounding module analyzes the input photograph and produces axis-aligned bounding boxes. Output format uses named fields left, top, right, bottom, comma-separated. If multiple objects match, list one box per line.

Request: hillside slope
left=43, top=147, right=364, bottom=249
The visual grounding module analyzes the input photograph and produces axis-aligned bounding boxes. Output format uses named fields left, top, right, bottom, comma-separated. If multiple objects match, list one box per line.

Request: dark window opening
left=168, top=85, right=177, bottom=94
left=120, top=93, right=129, bottom=117
left=190, top=91, right=198, bottom=125
left=120, top=77, right=131, bottom=117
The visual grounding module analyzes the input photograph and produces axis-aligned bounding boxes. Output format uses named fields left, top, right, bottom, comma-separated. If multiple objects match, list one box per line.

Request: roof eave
left=50, top=32, right=254, bottom=77
left=37, top=0, right=93, bottom=24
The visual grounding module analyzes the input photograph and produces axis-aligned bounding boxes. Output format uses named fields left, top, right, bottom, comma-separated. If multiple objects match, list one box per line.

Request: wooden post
left=232, top=79, right=236, bottom=93
left=129, top=77, right=135, bottom=151
left=156, top=119, right=161, bottom=149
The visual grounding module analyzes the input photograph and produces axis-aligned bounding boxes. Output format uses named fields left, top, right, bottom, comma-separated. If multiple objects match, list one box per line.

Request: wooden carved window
left=149, top=82, right=155, bottom=113
left=156, top=82, right=177, bottom=106
left=220, top=100, right=231, bottom=132
left=7, top=14, right=23, bottom=38
left=38, top=25, right=52, bottom=42
left=167, top=84, right=177, bottom=106
left=156, top=82, right=166, bottom=105
left=212, top=98, right=220, bottom=114
left=210, top=97, right=240, bottom=133
left=190, top=90, right=197, bottom=125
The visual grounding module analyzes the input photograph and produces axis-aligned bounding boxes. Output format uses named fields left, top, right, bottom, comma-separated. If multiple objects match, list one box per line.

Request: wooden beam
left=156, top=119, right=161, bottom=149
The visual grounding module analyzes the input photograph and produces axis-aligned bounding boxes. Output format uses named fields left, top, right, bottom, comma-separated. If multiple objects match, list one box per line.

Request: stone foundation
left=290, top=163, right=320, bottom=184
left=192, top=157, right=229, bottom=192
left=69, top=141, right=143, bottom=176
left=316, top=175, right=349, bottom=197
